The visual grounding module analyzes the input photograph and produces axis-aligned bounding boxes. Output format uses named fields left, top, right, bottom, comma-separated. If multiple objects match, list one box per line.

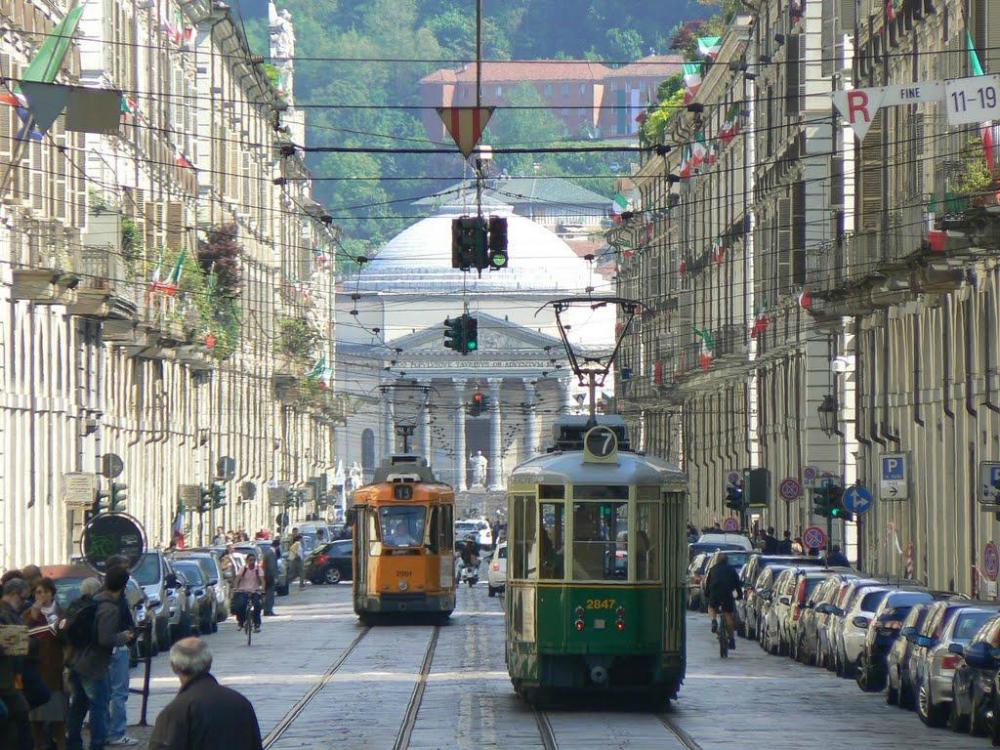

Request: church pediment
left=392, top=312, right=562, bottom=355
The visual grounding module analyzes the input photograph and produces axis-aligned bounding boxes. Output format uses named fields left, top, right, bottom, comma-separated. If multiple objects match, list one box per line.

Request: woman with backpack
left=22, top=577, right=66, bottom=750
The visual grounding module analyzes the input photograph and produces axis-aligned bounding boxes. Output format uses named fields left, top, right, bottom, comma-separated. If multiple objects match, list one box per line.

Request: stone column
left=558, top=377, right=572, bottom=414
left=487, top=378, right=503, bottom=490
left=382, top=390, right=394, bottom=459
left=452, top=378, right=467, bottom=490
left=523, top=379, right=537, bottom=461
left=418, top=380, right=431, bottom=463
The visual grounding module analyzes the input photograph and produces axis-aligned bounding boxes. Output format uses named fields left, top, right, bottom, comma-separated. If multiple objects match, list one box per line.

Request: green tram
left=504, top=416, right=688, bottom=706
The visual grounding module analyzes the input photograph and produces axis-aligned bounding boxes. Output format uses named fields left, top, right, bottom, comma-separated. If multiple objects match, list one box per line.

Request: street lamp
left=818, top=394, right=839, bottom=437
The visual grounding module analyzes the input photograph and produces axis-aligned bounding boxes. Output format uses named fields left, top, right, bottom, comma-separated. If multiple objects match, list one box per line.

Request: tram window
left=573, top=485, right=629, bottom=500
left=539, top=502, right=565, bottom=579
left=442, top=505, right=454, bottom=551
left=512, top=495, right=537, bottom=579
left=539, top=484, right=565, bottom=499
left=378, top=506, right=426, bottom=547
left=367, top=510, right=381, bottom=557
left=636, top=503, right=660, bottom=580
left=572, top=502, right=628, bottom=580
left=428, top=507, right=440, bottom=553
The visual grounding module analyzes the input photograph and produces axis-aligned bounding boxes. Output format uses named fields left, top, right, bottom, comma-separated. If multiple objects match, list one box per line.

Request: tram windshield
left=572, top=501, right=628, bottom=580
left=379, top=506, right=426, bottom=547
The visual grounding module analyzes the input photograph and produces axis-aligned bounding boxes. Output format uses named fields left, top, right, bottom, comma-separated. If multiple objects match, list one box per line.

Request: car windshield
left=379, top=506, right=426, bottom=547
left=173, top=562, right=204, bottom=585
left=724, top=552, right=751, bottom=568
left=886, top=592, right=932, bottom=608
left=455, top=523, right=476, bottom=535
left=132, top=553, right=160, bottom=586
left=860, top=591, right=889, bottom=611
left=52, top=578, right=85, bottom=609
left=956, top=612, right=996, bottom=640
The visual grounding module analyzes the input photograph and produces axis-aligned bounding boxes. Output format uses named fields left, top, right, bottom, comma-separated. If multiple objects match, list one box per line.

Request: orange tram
left=349, top=455, right=456, bottom=622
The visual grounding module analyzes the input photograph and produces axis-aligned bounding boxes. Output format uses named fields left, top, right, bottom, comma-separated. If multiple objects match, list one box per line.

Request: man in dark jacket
left=67, top=568, right=134, bottom=750
left=260, top=544, right=277, bottom=616
left=0, top=578, right=31, bottom=749
left=777, top=530, right=793, bottom=554
left=826, top=544, right=850, bottom=567
left=148, top=638, right=262, bottom=750
left=762, top=527, right=779, bottom=554
left=104, top=557, right=138, bottom=746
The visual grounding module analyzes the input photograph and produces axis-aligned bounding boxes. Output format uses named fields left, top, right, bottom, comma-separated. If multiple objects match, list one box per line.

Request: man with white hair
left=148, top=638, right=261, bottom=750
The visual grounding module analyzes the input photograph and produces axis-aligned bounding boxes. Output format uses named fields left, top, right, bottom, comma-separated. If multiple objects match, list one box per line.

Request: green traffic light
left=466, top=341, right=477, bottom=351
left=490, top=252, right=507, bottom=267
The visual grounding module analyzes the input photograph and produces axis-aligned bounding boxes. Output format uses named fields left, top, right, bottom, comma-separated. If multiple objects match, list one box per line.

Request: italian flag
left=160, top=250, right=186, bottom=296
left=691, top=132, right=707, bottom=168
left=697, top=36, right=722, bottom=61
left=174, top=144, right=193, bottom=169
left=750, top=311, right=770, bottom=338
left=694, top=327, right=716, bottom=371
left=683, top=62, right=702, bottom=105
left=611, top=192, right=629, bottom=222
left=967, top=31, right=997, bottom=174
left=678, top=145, right=692, bottom=178
left=705, top=142, right=718, bottom=167
left=719, top=104, right=741, bottom=144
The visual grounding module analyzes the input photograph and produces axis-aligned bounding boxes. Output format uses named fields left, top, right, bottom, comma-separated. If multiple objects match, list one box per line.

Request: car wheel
left=899, top=676, right=914, bottom=709
left=886, top=672, right=899, bottom=705
left=971, top=697, right=988, bottom=737
left=918, top=680, right=945, bottom=727
left=949, top=698, right=970, bottom=733
left=323, top=566, right=342, bottom=585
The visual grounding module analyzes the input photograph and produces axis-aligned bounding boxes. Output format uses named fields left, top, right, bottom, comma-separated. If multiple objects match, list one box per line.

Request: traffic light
left=744, top=467, right=770, bottom=507
left=451, top=216, right=488, bottom=270
left=199, top=484, right=212, bottom=513
left=812, top=487, right=831, bottom=518
left=94, top=487, right=109, bottom=514
left=469, top=391, right=489, bottom=416
left=211, top=482, right=226, bottom=509
left=487, top=215, right=508, bottom=269
left=110, top=482, right=127, bottom=512
left=443, top=315, right=464, bottom=352
left=827, top=485, right=853, bottom=521
left=462, top=315, right=478, bottom=353
left=725, top=482, right=744, bottom=511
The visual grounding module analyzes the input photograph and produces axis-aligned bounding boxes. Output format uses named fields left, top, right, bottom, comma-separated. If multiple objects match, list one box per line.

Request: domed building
left=334, top=204, right=616, bottom=496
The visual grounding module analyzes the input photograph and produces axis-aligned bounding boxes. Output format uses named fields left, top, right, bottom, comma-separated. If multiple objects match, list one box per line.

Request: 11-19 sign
left=946, top=74, right=1000, bottom=125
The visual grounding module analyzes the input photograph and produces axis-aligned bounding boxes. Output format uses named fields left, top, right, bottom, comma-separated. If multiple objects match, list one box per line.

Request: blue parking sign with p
left=991, top=466, right=1000, bottom=489
left=882, top=456, right=905, bottom=480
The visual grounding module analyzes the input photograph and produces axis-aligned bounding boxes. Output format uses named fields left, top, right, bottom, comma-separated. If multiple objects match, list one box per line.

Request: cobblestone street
left=126, top=581, right=991, bottom=749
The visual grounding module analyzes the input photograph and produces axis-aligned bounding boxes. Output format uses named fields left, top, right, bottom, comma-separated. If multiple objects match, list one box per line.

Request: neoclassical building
left=336, top=205, right=615, bottom=490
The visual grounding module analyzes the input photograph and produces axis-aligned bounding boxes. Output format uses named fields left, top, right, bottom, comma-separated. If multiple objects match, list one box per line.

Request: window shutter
left=166, top=202, right=183, bottom=251
left=822, top=0, right=835, bottom=76
left=786, top=35, right=800, bottom=118
left=859, top=111, right=883, bottom=231
left=777, top=196, right=792, bottom=292
left=792, top=181, right=806, bottom=284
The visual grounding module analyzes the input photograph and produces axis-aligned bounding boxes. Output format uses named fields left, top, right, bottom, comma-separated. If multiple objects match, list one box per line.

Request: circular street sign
left=779, top=477, right=802, bottom=502
left=722, top=517, right=740, bottom=532
left=802, top=526, right=827, bottom=551
left=802, top=466, right=818, bottom=483
left=985, top=543, right=1000, bottom=582
left=843, top=485, right=874, bottom=515
left=100, top=453, right=124, bottom=479
left=80, top=513, right=146, bottom=573
left=727, top=471, right=741, bottom=486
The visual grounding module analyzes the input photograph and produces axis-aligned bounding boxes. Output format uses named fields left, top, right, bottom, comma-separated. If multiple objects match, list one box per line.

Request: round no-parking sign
left=984, top=542, right=999, bottom=582
left=802, top=526, right=827, bottom=551
left=779, top=477, right=802, bottom=502
left=722, top=517, right=740, bottom=532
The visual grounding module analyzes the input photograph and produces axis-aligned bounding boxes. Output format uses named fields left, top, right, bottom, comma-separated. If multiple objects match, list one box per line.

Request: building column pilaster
left=487, top=378, right=503, bottom=490
left=452, top=378, right=467, bottom=491
left=418, top=380, right=432, bottom=463
left=523, top=379, right=537, bottom=461
left=382, top=389, right=394, bottom=459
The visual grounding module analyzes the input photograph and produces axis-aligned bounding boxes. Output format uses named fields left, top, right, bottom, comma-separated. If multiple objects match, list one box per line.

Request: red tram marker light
left=616, top=619, right=625, bottom=632
left=574, top=619, right=585, bottom=632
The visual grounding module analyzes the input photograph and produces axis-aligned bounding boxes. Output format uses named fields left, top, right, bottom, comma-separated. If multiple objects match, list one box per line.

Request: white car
left=834, top=585, right=891, bottom=677
left=456, top=518, right=494, bottom=550
left=488, top=542, right=507, bottom=597
left=695, top=533, right=753, bottom=551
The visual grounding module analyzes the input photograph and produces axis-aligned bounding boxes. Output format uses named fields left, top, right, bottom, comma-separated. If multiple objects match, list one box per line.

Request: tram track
left=391, top=624, right=441, bottom=750
left=261, top=626, right=372, bottom=749
left=532, top=707, right=703, bottom=749
left=657, top=713, right=704, bottom=750
left=534, top=709, right=559, bottom=750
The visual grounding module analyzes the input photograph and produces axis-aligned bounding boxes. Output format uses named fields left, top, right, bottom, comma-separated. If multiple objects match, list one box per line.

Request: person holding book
left=23, top=577, right=66, bottom=750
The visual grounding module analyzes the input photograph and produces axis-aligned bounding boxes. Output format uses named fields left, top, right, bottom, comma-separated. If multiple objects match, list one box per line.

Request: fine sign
left=985, top=543, right=1000, bottom=582
left=778, top=477, right=802, bottom=502
left=802, top=526, right=827, bottom=551
left=802, top=465, right=818, bottom=489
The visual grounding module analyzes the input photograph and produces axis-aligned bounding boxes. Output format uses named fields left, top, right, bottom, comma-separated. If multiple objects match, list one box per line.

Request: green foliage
left=641, top=77, right=685, bottom=145
left=278, top=316, right=321, bottom=359
left=950, top=137, right=995, bottom=198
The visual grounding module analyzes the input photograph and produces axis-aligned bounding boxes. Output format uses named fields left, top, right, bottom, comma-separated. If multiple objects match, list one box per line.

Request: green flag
left=23, top=5, right=85, bottom=84
left=693, top=326, right=716, bottom=352
left=967, top=30, right=985, bottom=77
left=306, top=356, right=326, bottom=380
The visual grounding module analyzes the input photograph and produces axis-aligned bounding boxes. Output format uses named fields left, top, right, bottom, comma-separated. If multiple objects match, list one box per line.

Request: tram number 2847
left=585, top=598, right=617, bottom=610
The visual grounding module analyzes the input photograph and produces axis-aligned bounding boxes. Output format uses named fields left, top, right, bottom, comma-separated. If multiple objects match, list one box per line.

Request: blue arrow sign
left=843, top=485, right=873, bottom=515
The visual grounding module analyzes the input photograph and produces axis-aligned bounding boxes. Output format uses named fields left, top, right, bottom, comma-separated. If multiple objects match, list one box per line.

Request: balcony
left=11, top=223, right=80, bottom=304
left=714, top=323, right=748, bottom=360
left=71, top=214, right=139, bottom=320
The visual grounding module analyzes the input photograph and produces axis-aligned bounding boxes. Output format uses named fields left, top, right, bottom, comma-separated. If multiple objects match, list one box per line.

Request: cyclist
left=705, top=553, right=741, bottom=650
left=231, top=553, right=265, bottom=633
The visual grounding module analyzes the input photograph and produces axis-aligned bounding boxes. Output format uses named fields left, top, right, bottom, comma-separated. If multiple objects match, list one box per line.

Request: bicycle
left=718, top=612, right=730, bottom=658
left=243, top=592, right=262, bottom=646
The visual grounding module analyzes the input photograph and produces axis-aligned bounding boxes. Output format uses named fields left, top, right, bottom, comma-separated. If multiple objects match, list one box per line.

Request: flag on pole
left=719, top=104, right=741, bottom=144
left=172, top=506, right=186, bottom=549
left=967, top=31, right=997, bottom=173
left=23, top=5, right=85, bottom=84
left=611, top=192, right=629, bottom=222
left=697, top=36, right=722, bottom=61
left=694, top=327, right=716, bottom=370
left=148, top=254, right=164, bottom=293
left=160, top=250, right=186, bottom=296
left=682, top=62, right=702, bottom=104
left=678, top=145, right=692, bottom=178
left=690, top=132, right=707, bottom=168
left=306, top=356, right=326, bottom=381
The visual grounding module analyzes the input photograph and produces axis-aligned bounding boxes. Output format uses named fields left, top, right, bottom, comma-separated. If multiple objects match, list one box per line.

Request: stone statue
left=268, top=3, right=295, bottom=60
left=469, top=450, right=488, bottom=488
left=348, top=461, right=364, bottom=491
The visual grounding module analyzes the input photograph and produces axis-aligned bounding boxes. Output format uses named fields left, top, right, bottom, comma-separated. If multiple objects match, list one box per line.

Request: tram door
left=352, top=504, right=368, bottom=596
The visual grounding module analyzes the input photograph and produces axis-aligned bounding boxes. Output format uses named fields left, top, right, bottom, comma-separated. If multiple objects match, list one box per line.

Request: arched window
left=361, top=428, right=375, bottom=472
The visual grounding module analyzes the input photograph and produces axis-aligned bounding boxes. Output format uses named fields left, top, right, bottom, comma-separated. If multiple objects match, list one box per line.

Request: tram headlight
left=616, top=606, right=625, bottom=618
left=575, top=606, right=585, bottom=618
left=398, top=580, right=409, bottom=591
left=574, top=619, right=585, bottom=632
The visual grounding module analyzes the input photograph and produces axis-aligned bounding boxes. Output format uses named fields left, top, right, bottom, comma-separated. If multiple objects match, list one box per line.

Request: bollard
left=127, top=619, right=154, bottom=726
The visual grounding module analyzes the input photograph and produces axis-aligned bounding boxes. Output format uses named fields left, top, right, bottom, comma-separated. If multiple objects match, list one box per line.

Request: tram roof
left=509, top=450, right=685, bottom=490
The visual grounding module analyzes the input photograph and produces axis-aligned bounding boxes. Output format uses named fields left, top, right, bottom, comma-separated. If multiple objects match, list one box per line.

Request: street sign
left=80, top=513, right=146, bottom=573
left=778, top=477, right=802, bottom=502
left=240, top=481, right=257, bottom=501
left=802, top=525, right=827, bottom=551
left=267, top=481, right=289, bottom=507
left=802, top=466, right=818, bottom=489
left=832, top=80, right=945, bottom=140
left=216, top=456, right=236, bottom=481
left=880, top=452, right=910, bottom=500
left=979, top=462, right=1000, bottom=505
left=722, top=517, right=740, bottom=532
left=62, top=472, right=96, bottom=508
left=985, top=542, right=1000, bottom=582
left=101, top=453, right=124, bottom=479
left=726, top=471, right=741, bottom=486
left=945, top=74, right=1000, bottom=126
left=843, top=485, right=874, bottom=516
left=178, top=484, right=202, bottom=510
left=436, top=106, right=495, bottom=158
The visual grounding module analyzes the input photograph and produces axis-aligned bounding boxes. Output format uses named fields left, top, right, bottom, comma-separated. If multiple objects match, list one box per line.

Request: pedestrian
left=1, top=569, right=24, bottom=586
left=826, top=544, right=850, bottom=567
left=211, top=527, right=226, bottom=546
left=230, top=555, right=264, bottom=633
left=0, top=577, right=32, bottom=749
left=103, top=557, right=139, bottom=748
left=777, top=530, right=793, bottom=554
left=148, top=638, right=262, bottom=750
left=19, top=566, right=42, bottom=613
left=288, top=534, right=305, bottom=590
left=762, top=527, right=779, bottom=554
left=218, top=545, right=236, bottom=586
left=66, top=569, right=134, bottom=750
left=259, top=544, right=277, bottom=617
left=23, top=576, right=67, bottom=750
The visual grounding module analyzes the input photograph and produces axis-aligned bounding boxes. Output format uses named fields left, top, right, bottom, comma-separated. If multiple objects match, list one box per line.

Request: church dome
left=357, top=206, right=595, bottom=293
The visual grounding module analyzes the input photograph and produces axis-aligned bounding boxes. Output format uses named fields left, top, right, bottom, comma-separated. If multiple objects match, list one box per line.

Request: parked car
left=856, top=590, right=939, bottom=692
left=170, top=559, right=217, bottom=634
left=794, top=571, right=859, bottom=665
left=950, top=613, right=1000, bottom=735
left=779, top=568, right=841, bottom=660
left=297, top=523, right=333, bottom=556
left=119, top=551, right=189, bottom=647
left=694, top=533, right=752, bottom=551
left=176, top=550, right=230, bottom=622
left=740, top=554, right=827, bottom=593
left=686, top=553, right=711, bottom=611
left=885, top=602, right=936, bottom=707
left=688, top=541, right=745, bottom=562
left=761, top=567, right=803, bottom=655
left=749, top=565, right=791, bottom=646
left=831, top=584, right=892, bottom=677
left=488, top=541, right=507, bottom=597
left=819, top=578, right=882, bottom=671
left=912, top=603, right=1000, bottom=726
left=305, top=540, right=353, bottom=585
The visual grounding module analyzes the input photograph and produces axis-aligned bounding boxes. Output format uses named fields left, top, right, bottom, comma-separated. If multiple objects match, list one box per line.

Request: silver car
left=750, top=565, right=791, bottom=647
left=911, top=604, right=1000, bottom=726
left=833, top=585, right=893, bottom=678
left=795, top=572, right=859, bottom=665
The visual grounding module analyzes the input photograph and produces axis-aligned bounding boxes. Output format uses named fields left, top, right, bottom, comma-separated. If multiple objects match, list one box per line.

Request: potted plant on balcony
left=949, top=135, right=998, bottom=209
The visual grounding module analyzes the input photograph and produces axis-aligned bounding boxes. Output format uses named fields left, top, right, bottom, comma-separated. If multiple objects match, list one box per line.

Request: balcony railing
left=11, top=220, right=81, bottom=304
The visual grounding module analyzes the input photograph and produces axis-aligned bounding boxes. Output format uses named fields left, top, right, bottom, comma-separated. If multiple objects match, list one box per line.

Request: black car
left=305, top=540, right=353, bottom=585
left=171, top=559, right=217, bottom=635
left=857, top=590, right=937, bottom=692
left=951, top=613, right=1000, bottom=735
